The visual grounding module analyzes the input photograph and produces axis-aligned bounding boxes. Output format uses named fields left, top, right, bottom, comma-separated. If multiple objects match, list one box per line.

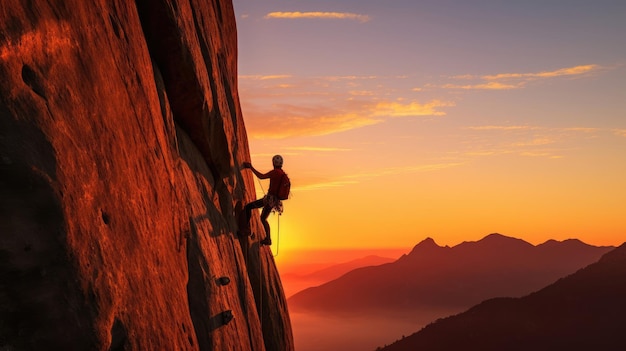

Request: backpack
left=277, top=172, right=291, bottom=200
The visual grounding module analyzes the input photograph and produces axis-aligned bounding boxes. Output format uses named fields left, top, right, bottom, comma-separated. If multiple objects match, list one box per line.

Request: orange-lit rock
left=0, top=1, right=293, bottom=350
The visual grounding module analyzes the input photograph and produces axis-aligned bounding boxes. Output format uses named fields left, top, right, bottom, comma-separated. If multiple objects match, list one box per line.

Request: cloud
left=342, top=163, right=466, bottom=180
left=442, top=64, right=603, bottom=91
left=450, top=74, right=475, bottom=80
left=293, top=180, right=359, bottom=192
left=466, top=125, right=605, bottom=136
left=264, top=11, right=371, bottom=23
left=244, top=99, right=452, bottom=139
left=519, top=152, right=563, bottom=159
left=482, top=64, right=600, bottom=80
left=372, top=100, right=454, bottom=117
left=461, top=125, right=615, bottom=160
left=564, top=127, right=599, bottom=132
left=285, top=146, right=352, bottom=152
left=292, top=162, right=465, bottom=191
left=466, top=125, right=540, bottom=131
left=238, top=63, right=605, bottom=140
left=463, top=146, right=563, bottom=159
left=239, top=74, right=293, bottom=80
left=321, top=75, right=379, bottom=81
left=512, top=138, right=556, bottom=147
left=240, top=75, right=454, bottom=139
left=349, top=90, right=375, bottom=96
left=613, top=129, right=626, bottom=137
left=441, top=81, right=520, bottom=90
left=245, top=109, right=382, bottom=139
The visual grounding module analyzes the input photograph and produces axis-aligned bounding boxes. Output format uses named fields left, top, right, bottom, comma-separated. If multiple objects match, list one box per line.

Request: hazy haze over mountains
left=289, top=233, right=614, bottom=316
left=381, top=242, right=626, bottom=350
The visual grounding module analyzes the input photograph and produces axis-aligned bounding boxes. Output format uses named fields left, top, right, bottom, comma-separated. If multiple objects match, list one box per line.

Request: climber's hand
left=242, top=162, right=252, bottom=169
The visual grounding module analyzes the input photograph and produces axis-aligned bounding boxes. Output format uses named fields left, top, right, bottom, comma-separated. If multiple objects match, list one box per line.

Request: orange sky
left=233, top=0, right=626, bottom=252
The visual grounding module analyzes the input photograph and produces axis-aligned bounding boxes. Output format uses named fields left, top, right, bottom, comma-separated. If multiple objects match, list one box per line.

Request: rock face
left=0, top=1, right=293, bottom=350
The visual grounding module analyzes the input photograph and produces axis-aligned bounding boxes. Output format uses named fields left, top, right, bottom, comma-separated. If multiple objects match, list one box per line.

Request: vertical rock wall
left=0, top=1, right=293, bottom=350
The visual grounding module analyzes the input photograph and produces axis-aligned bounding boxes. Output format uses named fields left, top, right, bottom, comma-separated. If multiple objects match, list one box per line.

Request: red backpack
left=277, top=172, right=291, bottom=200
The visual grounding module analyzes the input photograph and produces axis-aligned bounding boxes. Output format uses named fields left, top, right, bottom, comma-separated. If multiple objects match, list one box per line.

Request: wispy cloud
left=512, top=138, right=556, bottom=147
left=342, top=163, right=466, bottom=180
left=613, top=129, right=626, bottom=137
left=264, top=11, right=371, bottom=23
left=293, top=180, right=359, bottom=192
left=240, top=75, right=453, bottom=139
left=441, top=81, right=520, bottom=90
left=239, top=64, right=604, bottom=139
left=443, top=64, right=603, bottom=90
left=519, top=152, right=563, bottom=159
left=462, top=125, right=610, bottom=159
left=244, top=99, right=452, bottom=139
left=372, top=100, right=454, bottom=117
left=564, top=127, right=601, bottom=133
left=321, top=75, right=379, bottom=81
left=482, top=64, right=600, bottom=80
left=285, top=146, right=352, bottom=152
left=466, top=125, right=540, bottom=131
left=293, top=162, right=465, bottom=191
left=245, top=108, right=382, bottom=139
left=464, top=146, right=563, bottom=159
left=239, top=74, right=293, bottom=80
left=467, top=125, right=605, bottom=135
left=349, top=90, right=376, bottom=96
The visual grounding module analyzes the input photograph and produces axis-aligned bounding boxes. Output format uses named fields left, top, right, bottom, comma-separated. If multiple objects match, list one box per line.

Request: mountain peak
left=454, top=233, right=534, bottom=253
left=483, top=233, right=515, bottom=241
left=418, top=237, right=438, bottom=246
left=405, top=237, right=444, bottom=257
left=479, top=233, right=532, bottom=246
left=539, top=238, right=585, bottom=248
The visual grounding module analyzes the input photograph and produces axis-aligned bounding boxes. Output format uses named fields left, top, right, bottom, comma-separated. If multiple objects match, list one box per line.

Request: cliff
left=0, top=1, right=294, bottom=350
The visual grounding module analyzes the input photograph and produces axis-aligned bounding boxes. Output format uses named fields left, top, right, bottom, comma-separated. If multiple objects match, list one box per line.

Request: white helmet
left=272, top=155, right=283, bottom=168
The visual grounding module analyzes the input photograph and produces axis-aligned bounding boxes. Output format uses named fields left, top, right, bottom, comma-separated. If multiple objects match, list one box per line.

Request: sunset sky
left=232, top=0, right=626, bottom=252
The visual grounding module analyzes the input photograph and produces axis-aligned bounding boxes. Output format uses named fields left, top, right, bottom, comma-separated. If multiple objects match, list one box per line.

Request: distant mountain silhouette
left=282, top=255, right=395, bottom=283
left=288, top=234, right=614, bottom=316
left=380, top=242, right=626, bottom=351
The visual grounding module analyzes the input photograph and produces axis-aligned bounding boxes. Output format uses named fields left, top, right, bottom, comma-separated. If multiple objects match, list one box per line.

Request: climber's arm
left=243, top=162, right=271, bottom=179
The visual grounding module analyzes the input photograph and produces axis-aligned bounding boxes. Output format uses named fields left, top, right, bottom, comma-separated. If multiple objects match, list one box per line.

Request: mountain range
left=380, top=242, right=626, bottom=350
left=288, top=234, right=614, bottom=316
left=282, top=255, right=395, bottom=283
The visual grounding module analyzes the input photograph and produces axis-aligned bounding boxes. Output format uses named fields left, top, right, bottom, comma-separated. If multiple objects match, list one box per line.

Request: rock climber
left=242, top=155, right=287, bottom=246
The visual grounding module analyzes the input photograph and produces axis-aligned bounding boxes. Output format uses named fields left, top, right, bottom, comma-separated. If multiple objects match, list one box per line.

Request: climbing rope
left=275, top=214, right=280, bottom=257
left=259, top=238, right=263, bottom=330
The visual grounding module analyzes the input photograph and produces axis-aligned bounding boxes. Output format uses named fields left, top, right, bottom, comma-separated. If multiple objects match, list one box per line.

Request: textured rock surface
left=0, top=1, right=293, bottom=350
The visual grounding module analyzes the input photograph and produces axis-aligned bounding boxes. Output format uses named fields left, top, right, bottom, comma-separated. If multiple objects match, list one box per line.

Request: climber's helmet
left=272, top=155, right=283, bottom=168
